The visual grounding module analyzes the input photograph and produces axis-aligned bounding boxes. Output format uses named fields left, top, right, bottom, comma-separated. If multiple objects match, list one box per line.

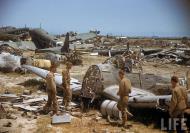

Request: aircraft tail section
left=61, top=32, right=69, bottom=53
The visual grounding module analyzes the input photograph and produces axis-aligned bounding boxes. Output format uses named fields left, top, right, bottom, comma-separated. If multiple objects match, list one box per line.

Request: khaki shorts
left=117, top=96, right=128, bottom=111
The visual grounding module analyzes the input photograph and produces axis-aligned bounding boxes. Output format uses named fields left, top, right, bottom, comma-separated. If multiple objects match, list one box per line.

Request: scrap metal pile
left=104, top=55, right=126, bottom=70
left=65, top=51, right=83, bottom=65
left=0, top=27, right=93, bottom=72
left=0, top=44, right=23, bottom=56
left=103, top=51, right=143, bottom=73
left=0, top=92, right=80, bottom=124
left=145, top=48, right=190, bottom=65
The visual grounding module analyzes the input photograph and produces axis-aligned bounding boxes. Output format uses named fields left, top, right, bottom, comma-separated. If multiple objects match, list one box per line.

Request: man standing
left=169, top=76, right=188, bottom=132
left=43, top=64, right=58, bottom=115
left=117, top=69, right=131, bottom=127
left=62, top=62, right=73, bottom=108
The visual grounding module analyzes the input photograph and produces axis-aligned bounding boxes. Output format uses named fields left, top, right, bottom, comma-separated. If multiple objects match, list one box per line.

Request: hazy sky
left=0, top=0, right=190, bottom=36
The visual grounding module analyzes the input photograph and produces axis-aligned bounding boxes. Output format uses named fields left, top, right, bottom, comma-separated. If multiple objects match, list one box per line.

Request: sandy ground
left=0, top=54, right=189, bottom=133
left=142, top=62, right=189, bottom=78
left=35, top=111, right=165, bottom=133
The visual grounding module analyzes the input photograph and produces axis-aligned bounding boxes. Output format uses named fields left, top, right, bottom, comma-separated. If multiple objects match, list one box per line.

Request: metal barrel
left=100, top=100, right=121, bottom=119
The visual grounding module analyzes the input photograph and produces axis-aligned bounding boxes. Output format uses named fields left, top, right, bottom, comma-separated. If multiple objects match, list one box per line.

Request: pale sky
left=0, top=0, right=190, bottom=37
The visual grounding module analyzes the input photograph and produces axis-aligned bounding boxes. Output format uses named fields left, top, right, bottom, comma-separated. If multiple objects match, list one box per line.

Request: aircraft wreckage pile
left=0, top=27, right=90, bottom=72
left=0, top=26, right=190, bottom=72
left=145, top=48, right=190, bottom=65
left=0, top=26, right=190, bottom=131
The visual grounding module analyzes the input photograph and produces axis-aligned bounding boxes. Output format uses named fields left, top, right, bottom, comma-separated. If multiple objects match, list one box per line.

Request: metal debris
left=32, top=59, right=51, bottom=69
left=0, top=44, right=22, bottom=56
left=52, top=113, right=72, bottom=124
left=145, top=48, right=190, bottom=65
left=71, top=112, right=82, bottom=118
left=13, top=104, right=39, bottom=111
left=65, top=51, right=83, bottom=65
left=23, top=96, right=47, bottom=104
left=92, top=48, right=128, bottom=56
left=0, top=94, right=18, bottom=102
left=0, top=52, right=21, bottom=72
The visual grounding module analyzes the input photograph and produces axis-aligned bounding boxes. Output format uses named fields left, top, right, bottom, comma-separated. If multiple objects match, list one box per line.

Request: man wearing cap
left=169, top=76, right=188, bottom=132
left=117, top=69, right=131, bottom=127
left=62, top=62, right=73, bottom=108
left=43, top=64, right=58, bottom=115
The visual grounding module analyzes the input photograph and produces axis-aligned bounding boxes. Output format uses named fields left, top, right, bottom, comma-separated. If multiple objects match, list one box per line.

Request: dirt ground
left=0, top=54, right=189, bottom=133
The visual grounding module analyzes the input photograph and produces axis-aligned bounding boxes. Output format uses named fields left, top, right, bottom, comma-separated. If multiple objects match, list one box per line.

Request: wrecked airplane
left=22, top=64, right=190, bottom=120
left=35, top=32, right=83, bottom=65
left=80, top=63, right=190, bottom=119
left=37, top=32, right=97, bottom=54
left=29, top=28, right=64, bottom=49
left=35, top=32, right=70, bottom=54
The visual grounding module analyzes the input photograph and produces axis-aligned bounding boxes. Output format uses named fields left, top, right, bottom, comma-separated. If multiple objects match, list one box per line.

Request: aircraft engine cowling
left=81, top=64, right=119, bottom=100
left=100, top=100, right=122, bottom=119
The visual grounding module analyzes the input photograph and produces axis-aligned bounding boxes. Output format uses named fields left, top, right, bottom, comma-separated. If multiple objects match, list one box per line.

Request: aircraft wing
left=22, top=65, right=81, bottom=95
left=103, top=85, right=190, bottom=111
